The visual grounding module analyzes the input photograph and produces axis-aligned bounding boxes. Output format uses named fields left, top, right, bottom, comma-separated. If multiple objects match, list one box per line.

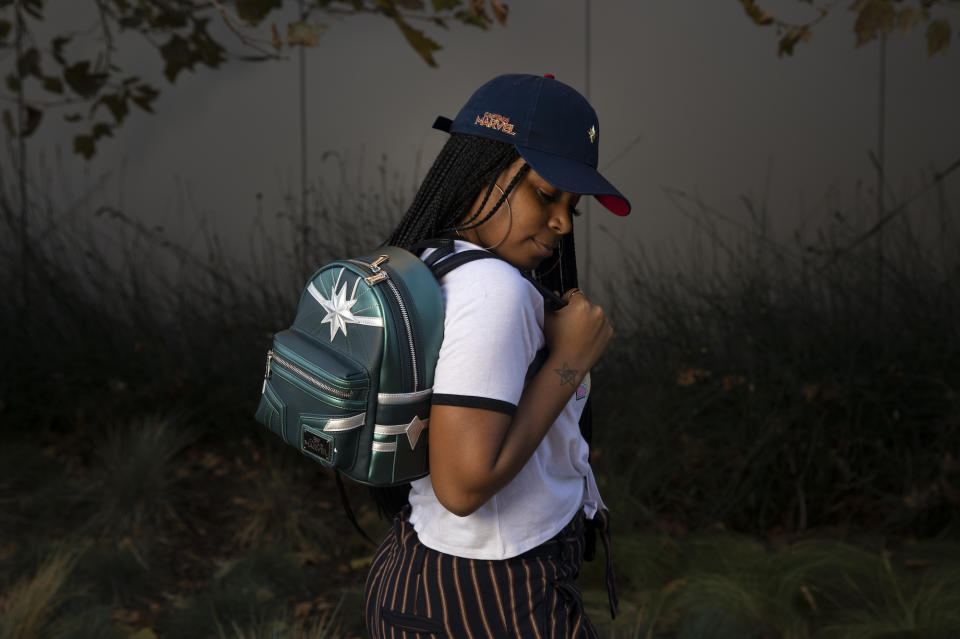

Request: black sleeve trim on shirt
left=431, top=394, right=517, bottom=416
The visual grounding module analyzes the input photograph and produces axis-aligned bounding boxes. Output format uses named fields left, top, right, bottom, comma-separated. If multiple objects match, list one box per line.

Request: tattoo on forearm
left=553, top=363, right=579, bottom=388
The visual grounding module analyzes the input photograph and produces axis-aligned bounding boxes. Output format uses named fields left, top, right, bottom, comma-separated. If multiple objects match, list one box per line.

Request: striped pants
left=364, top=507, right=616, bottom=638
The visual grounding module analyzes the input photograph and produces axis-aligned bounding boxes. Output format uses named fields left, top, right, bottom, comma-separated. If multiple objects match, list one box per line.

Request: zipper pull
left=364, top=255, right=390, bottom=284
left=363, top=255, right=391, bottom=285
left=262, top=350, right=273, bottom=394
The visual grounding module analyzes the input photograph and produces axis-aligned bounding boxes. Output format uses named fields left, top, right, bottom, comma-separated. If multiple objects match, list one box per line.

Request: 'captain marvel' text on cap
left=432, top=74, right=631, bottom=216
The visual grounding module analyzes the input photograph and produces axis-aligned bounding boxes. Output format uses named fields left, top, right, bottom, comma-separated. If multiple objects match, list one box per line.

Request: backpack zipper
left=347, top=257, right=419, bottom=392
left=384, top=278, right=418, bottom=392
left=264, top=349, right=352, bottom=400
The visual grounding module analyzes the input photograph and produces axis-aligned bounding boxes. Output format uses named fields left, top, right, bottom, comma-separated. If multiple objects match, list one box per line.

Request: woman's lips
left=532, top=238, right=557, bottom=257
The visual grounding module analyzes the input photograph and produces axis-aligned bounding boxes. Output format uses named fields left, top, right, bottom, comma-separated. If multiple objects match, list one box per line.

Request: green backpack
left=255, top=239, right=497, bottom=486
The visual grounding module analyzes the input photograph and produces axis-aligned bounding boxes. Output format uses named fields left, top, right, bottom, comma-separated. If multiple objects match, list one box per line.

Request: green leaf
left=23, top=0, right=42, bottom=20
left=74, top=134, right=96, bottom=159
left=23, top=105, right=42, bottom=137
left=286, top=21, right=326, bottom=47
left=393, top=16, right=442, bottom=66
left=431, top=0, right=459, bottom=10
left=117, top=12, right=145, bottom=29
left=853, top=0, right=896, bottom=47
left=17, top=47, right=42, bottom=78
left=926, top=18, right=951, bottom=56
left=236, top=0, right=282, bottom=24
left=42, top=75, right=63, bottom=93
left=64, top=61, right=108, bottom=98
left=64, top=113, right=83, bottom=122
left=0, top=19, right=11, bottom=41
left=51, top=36, right=70, bottom=65
left=131, top=85, right=158, bottom=113
left=189, top=20, right=226, bottom=67
left=778, top=26, right=811, bottom=57
left=159, top=35, right=192, bottom=82
left=740, top=0, right=773, bottom=26
left=152, top=7, right=189, bottom=29
left=453, top=8, right=488, bottom=28
left=5, top=73, right=19, bottom=91
left=101, top=93, right=129, bottom=123
left=92, top=122, right=112, bottom=139
left=897, top=7, right=928, bottom=35
left=396, top=0, right=425, bottom=8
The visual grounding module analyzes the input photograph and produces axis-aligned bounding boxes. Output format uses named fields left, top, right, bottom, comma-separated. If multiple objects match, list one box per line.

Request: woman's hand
left=543, top=287, right=613, bottom=372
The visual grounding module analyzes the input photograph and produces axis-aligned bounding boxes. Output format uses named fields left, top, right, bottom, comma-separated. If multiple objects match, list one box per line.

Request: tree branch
left=815, top=154, right=960, bottom=274
left=93, top=0, right=113, bottom=70
left=205, top=0, right=284, bottom=58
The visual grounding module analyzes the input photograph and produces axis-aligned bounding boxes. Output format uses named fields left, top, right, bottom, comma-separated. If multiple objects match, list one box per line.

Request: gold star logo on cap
left=587, top=125, right=596, bottom=143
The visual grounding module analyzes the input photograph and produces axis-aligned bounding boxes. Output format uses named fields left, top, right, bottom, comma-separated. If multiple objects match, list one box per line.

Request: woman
left=364, top=73, right=631, bottom=639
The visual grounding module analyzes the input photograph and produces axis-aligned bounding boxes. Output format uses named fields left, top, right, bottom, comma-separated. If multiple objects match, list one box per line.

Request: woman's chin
left=523, top=256, right=546, bottom=271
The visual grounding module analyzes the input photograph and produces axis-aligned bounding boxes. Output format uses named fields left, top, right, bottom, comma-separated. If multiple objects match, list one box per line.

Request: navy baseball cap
left=433, top=73, right=631, bottom=216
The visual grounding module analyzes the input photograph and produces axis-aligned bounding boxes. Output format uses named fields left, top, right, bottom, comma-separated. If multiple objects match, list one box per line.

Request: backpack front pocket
left=256, top=329, right=370, bottom=468
left=255, top=380, right=287, bottom=441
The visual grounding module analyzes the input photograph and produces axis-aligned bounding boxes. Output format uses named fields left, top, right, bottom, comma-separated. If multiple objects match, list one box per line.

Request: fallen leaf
left=676, top=368, right=710, bottom=387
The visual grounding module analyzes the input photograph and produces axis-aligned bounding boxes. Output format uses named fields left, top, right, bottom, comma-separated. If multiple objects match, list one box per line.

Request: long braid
left=453, top=163, right=531, bottom=233
left=386, top=134, right=520, bottom=248
left=455, top=181, right=496, bottom=230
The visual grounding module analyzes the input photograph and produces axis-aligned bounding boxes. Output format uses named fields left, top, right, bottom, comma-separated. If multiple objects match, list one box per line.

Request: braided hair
left=372, top=133, right=589, bottom=517
left=387, top=133, right=580, bottom=295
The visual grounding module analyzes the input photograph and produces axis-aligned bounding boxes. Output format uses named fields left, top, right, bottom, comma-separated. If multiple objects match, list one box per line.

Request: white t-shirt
left=408, top=240, right=606, bottom=560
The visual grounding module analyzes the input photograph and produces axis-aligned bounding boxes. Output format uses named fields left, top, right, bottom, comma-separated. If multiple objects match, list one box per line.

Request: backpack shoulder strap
left=429, top=249, right=498, bottom=280
left=335, top=470, right=376, bottom=546
left=410, top=238, right=456, bottom=268
left=410, top=237, right=567, bottom=309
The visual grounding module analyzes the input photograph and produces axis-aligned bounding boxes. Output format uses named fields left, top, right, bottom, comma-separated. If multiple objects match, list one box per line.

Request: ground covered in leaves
left=1, top=404, right=384, bottom=638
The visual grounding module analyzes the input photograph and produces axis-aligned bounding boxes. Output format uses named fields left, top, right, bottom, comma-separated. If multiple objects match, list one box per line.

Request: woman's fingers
left=561, top=287, right=586, bottom=303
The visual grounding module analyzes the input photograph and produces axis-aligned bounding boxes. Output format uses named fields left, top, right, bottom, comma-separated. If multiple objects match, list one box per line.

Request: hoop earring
left=537, top=239, right=563, bottom=277
left=476, top=183, right=512, bottom=251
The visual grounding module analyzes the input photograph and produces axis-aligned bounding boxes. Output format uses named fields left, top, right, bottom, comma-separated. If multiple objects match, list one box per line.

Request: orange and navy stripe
left=364, top=506, right=616, bottom=638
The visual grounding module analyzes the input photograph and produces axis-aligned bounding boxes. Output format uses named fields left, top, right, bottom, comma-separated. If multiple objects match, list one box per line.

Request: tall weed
left=0, top=548, right=78, bottom=639
left=594, top=173, right=960, bottom=538
left=80, top=415, right=194, bottom=539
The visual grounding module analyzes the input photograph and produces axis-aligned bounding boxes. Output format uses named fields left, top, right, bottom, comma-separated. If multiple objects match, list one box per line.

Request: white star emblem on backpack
left=307, top=269, right=384, bottom=341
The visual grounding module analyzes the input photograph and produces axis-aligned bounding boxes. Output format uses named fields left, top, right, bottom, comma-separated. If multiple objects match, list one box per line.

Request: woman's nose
left=549, top=204, right=573, bottom=235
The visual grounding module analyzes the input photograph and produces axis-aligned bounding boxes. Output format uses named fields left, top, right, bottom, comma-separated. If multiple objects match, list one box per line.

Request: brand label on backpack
left=303, top=428, right=333, bottom=462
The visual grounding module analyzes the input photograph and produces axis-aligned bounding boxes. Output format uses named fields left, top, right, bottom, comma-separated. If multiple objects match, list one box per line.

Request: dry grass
left=81, top=415, right=194, bottom=540
left=0, top=548, right=78, bottom=639
left=2, top=151, right=958, bottom=637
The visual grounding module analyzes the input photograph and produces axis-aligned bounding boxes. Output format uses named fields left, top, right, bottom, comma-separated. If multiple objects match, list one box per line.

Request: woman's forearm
left=487, top=354, right=585, bottom=477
